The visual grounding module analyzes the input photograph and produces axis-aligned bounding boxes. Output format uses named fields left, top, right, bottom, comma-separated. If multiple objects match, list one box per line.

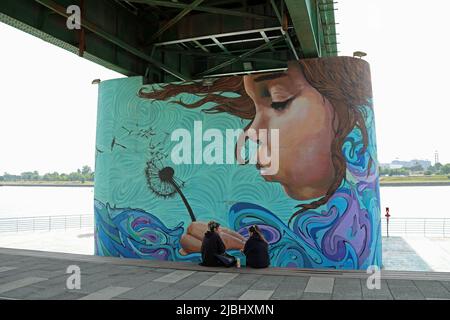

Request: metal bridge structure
left=0, top=0, right=338, bottom=83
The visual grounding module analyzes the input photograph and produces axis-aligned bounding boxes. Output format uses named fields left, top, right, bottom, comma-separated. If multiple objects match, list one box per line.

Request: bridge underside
left=0, top=0, right=338, bottom=83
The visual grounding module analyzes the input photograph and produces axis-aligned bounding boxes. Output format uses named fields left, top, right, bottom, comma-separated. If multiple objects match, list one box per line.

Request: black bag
left=214, top=253, right=237, bottom=267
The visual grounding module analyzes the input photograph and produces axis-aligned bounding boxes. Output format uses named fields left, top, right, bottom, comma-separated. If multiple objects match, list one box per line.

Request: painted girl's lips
left=256, top=163, right=272, bottom=176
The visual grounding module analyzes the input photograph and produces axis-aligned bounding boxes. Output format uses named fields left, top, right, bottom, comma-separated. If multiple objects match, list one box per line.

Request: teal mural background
left=95, top=77, right=301, bottom=225
left=94, top=58, right=382, bottom=269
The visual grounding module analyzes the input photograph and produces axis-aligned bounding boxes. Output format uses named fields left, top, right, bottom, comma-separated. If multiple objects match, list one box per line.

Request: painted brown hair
left=138, top=56, right=373, bottom=224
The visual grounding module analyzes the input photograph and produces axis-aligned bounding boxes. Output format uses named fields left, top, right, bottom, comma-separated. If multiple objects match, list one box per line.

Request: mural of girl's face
left=243, top=62, right=336, bottom=200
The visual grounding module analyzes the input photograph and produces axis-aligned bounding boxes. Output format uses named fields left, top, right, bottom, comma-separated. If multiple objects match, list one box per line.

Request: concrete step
left=1, top=247, right=449, bottom=281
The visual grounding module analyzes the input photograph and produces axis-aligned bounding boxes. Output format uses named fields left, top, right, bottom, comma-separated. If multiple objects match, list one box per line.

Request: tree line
left=380, top=163, right=450, bottom=176
left=0, top=166, right=94, bottom=183
left=2, top=162, right=449, bottom=181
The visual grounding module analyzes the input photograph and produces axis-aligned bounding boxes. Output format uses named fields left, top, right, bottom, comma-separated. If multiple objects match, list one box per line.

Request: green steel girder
left=125, top=0, right=278, bottom=21
left=0, top=0, right=196, bottom=82
left=284, top=0, right=319, bottom=58
left=1, top=0, right=159, bottom=80
left=0, top=0, right=338, bottom=82
left=150, top=0, right=205, bottom=41
left=283, top=0, right=338, bottom=58
left=196, top=35, right=286, bottom=77
left=317, top=0, right=339, bottom=56
left=270, top=0, right=299, bottom=60
left=35, top=0, right=188, bottom=80
left=157, top=46, right=287, bottom=67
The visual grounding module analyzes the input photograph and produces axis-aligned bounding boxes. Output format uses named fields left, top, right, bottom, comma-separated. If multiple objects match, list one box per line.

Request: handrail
left=0, top=214, right=92, bottom=220
left=383, top=217, right=450, bottom=220
left=0, top=214, right=93, bottom=233
left=382, top=217, right=450, bottom=238
left=0, top=215, right=449, bottom=238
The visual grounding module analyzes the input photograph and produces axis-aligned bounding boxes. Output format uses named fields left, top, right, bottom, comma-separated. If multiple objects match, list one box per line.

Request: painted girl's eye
left=271, top=98, right=292, bottom=111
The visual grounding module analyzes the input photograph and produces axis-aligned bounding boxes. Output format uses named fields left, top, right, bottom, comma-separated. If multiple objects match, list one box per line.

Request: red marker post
left=385, top=207, right=391, bottom=237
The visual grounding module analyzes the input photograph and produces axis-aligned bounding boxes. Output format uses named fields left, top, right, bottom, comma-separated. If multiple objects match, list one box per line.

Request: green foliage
left=1, top=166, right=94, bottom=182
left=428, top=163, right=450, bottom=175
left=380, top=167, right=410, bottom=176
left=442, top=164, right=450, bottom=174
left=409, top=164, right=424, bottom=172
left=380, top=163, right=450, bottom=176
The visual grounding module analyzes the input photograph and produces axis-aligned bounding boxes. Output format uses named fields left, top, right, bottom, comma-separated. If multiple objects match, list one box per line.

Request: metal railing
left=0, top=214, right=93, bottom=233
left=0, top=215, right=448, bottom=238
left=382, top=218, right=450, bottom=238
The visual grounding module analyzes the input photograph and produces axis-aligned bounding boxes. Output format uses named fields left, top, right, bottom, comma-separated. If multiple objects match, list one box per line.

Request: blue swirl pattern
left=94, top=75, right=382, bottom=270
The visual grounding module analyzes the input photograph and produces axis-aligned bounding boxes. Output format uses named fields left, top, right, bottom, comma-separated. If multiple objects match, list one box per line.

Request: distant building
left=379, top=163, right=391, bottom=169
left=391, top=160, right=409, bottom=168
left=387, top=159, right=432, bottom=170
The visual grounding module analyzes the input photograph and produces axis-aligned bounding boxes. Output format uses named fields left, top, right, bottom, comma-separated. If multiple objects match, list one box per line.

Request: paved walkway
left=2, top=229, right=450, bottom=272
left=1, top=248, right=450, bottom=300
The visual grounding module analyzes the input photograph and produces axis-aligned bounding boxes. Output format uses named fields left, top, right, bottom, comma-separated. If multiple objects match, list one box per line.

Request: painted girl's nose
left=248, top=112, right=266, bottom=141
left=247, top=121, right=271, bottom=167
left=257, top=143, right=271, bottom=167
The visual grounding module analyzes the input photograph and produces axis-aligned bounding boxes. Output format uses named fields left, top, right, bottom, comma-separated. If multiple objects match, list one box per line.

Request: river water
left=0, top=185, right=448, bottom=219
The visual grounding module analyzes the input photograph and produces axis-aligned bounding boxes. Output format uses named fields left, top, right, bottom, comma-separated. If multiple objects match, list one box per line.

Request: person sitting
left=242, top=225, right=270, bottom=268
left=200, top=221, right=236, bottom=267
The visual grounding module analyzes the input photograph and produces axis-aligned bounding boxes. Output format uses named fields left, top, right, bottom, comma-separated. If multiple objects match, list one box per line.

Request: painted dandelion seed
left=95, top=57, right=382, bottom=269
left=145, top=150, right=196, bottom=222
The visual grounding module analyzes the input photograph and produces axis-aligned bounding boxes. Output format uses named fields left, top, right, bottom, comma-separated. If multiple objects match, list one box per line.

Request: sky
left=0, top=22, right=123, bottom=175
left=0, top=0, right=449, bottom=175
left=336, top=0, right=450, bottom=165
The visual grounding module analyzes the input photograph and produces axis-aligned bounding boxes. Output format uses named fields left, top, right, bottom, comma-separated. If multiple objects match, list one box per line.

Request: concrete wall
left=94, top=56, right=382, bottom=269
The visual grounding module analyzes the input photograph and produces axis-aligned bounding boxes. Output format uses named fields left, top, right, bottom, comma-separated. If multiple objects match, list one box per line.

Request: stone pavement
left=1, top=247, right=450, bottom=300
left=2, top=228, right=450, bottom=272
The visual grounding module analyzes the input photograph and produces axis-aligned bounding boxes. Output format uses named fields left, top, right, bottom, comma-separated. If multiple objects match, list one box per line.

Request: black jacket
left=200, top=231, right=226, bottom=267
left=243, top=234, right=270, bottom=268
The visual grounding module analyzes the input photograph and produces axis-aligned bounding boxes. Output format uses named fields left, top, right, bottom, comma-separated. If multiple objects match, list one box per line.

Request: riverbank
left=0, top=181, right=94, bottom=187
left=2, top=178, right=450, bottom=187
left=381, top=181, right=450, bottom=187
left=380, top=175, right=450, bottom=186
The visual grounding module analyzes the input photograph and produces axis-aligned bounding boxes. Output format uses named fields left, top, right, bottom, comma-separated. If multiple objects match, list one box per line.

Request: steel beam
left=196, top=36, right=285, bottom=77
left=154, top=27, right=284, bottom=46
left=211, top=37, right=229, bottom=53
left=156, top=47, right=287, bottom=65
left=270, top=0, right=299, bottom=60
left=151, top=0, right=205, bottom=41
left=317, top=0, right=338, bottom=57
left=197, top=36, right=279, bottom=48
left=202, top=67, right=287, bottom=79
left=192, top=40, right=209, bottom=53
left=260, top=31, right=275, bottom=52
left=125, top=0, right=277, bottom=21
left=284, top=0, right=320, bottom=57
left=210, top=45, right=287, bottom=55
left=113, top=0, right=139, bottom=15
left=207, top=0, right=245, bottom=5
left=35, top=0, right=188, bottom=81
